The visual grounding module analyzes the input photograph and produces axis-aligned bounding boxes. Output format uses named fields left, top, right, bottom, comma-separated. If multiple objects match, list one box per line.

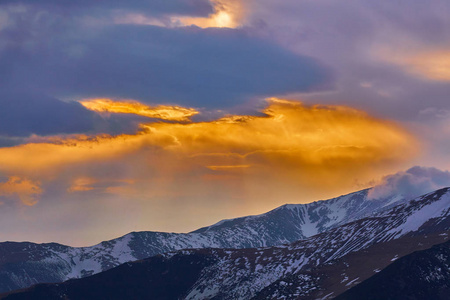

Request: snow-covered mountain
left=0, top=187, right=408, bottom=293
left=2, top=188, right=449, bottom=299
left=179, top=188, right=450, bottom=299
left=193, top=187, right=407, bottom=243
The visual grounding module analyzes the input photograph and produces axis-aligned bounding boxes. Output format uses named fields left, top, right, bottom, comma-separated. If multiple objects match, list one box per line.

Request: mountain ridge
left=0, top=187, right=443, bottom=293
left=2, top=187, right=449, bottom=299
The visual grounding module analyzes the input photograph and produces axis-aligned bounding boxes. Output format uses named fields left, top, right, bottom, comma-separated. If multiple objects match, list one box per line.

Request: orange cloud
left=67, top=177, right=135, bottom=194
left=0, top=176, right=42, bottom=206
left=206, top=165, right=251, bottom=171
left=0, top=98, right=417, bottom=191
left=67, top=177, right=97, bottom=193
left=80, top=98, right=199, bottom=121
left=0, top=98, right=420, bottom=244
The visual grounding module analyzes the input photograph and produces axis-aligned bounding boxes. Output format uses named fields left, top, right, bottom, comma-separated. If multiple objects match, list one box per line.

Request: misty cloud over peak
left=368, top=166, right=450, bottom=200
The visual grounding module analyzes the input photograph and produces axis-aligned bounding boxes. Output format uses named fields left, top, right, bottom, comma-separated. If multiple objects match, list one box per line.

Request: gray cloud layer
left=0, top=92, right=95, bottom=137
left=0, top=24, right=331, bottom=108
left=0, top=0, right=214, bottom=17
left=0, top=91, right=153, bottom=141
left=0, top=1, right=333, bottom=138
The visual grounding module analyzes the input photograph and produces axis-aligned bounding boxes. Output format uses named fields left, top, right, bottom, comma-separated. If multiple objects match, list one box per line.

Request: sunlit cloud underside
left=0, top=98, right=418, bottom=210
left=80, top=98, right=199, bottom=121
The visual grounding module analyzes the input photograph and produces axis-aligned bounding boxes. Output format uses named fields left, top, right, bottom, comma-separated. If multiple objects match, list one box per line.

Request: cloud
left=0, top=92, right=192, bottom=138
left=1, top=0, right=447, bottom=245
left=0, top=98, right=416, bottom=175
left=0, top=176, right=42, bottom=206
left=226, top=0, right=450, bottom=120
left=368, top=166, right=450, bottom=200
left=0, top=0, right=214, bottom=18
left=0, top=98, right=418, bottom=200
left=0, top=9, right=333, bottom=109
left=0, top=92, right=96, bottom=137
left=226, top=0, right=450, bottom=175
left=206, top=165, right=250, bottom=171
left=80, top=98, right=199, bottom=122
left=378, top=49, right=450, bottom=81
left=0, top=98, right=420, bottom=244
left=67, top=177, right=135, bottom=194
left=177, top=0, right=245, bottom=28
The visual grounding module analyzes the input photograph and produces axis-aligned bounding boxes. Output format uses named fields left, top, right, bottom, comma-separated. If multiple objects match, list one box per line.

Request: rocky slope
left=2, top=188, right=449, bottom=299
left=334, top=239, right=450, bottom=300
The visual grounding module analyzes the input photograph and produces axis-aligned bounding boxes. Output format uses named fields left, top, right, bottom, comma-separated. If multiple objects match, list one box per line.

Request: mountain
left=334, top=239, right=450, bottom=300
left=2, top=188, right=449, bottom=300
left=0, top=187, right=408, bottom=293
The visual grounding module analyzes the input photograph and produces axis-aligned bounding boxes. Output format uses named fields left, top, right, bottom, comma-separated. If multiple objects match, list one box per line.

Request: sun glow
left=111, top=0, right=244, bottom=29
left=177, top=0, right=244, bottom=28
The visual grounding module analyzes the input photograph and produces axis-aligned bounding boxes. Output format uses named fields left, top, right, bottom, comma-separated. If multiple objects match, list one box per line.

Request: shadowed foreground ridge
left=1, top=252, right=217, bottom=300
left=335, top=239, right=450, bottom=300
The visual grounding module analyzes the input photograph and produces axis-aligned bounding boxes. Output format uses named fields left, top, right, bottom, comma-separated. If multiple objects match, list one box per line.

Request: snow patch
left=388, top=192, right=450, bottom=236
left=345, top=277, right=360, bottom=286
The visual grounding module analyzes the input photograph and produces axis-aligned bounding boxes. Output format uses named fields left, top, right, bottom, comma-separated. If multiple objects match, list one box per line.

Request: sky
left=0, top=0, right=449, bottom=246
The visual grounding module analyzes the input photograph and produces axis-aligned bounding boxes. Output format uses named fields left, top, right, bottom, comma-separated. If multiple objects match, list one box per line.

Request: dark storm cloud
left=60, top=26, right=332, bottom=106
left=0, top=92, right=96, bottom=137
left=0, top=91, right=148, bottom=137
left=0, top=136, right=26, bottom=147
left=0, top=7, right=332, bottom=109
left=0, top=0, right=214, bottom=17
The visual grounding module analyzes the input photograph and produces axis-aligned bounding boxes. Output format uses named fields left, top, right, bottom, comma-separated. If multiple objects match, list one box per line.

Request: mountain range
left=0, top=187, right=405, bottom=293
left=0, top=187, right=449, bottom=299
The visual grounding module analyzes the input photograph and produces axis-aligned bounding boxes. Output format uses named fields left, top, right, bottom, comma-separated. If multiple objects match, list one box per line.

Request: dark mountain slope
left=1, top=252, right=218, bottom=300
left=252, top=232, right=450, bottom=300
left=334, top=239, right=450, bottom=300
